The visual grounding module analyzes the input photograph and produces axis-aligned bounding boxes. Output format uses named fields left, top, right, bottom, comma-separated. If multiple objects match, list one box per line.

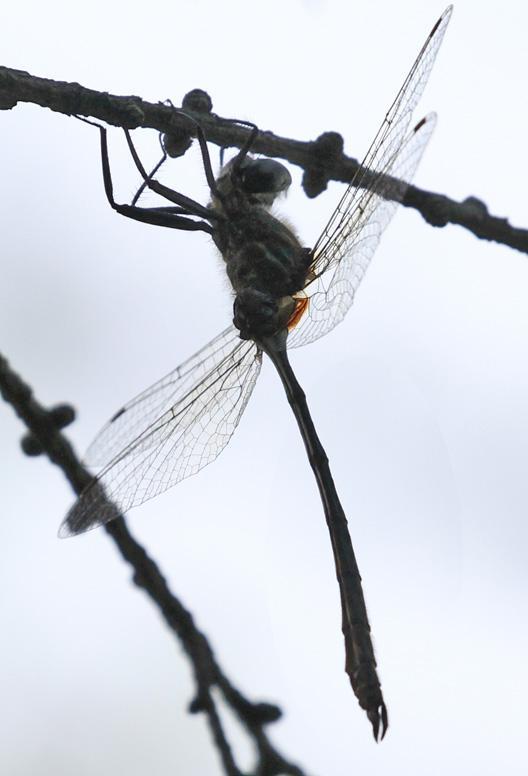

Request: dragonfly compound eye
left=239, top=159, right=292, bottom=196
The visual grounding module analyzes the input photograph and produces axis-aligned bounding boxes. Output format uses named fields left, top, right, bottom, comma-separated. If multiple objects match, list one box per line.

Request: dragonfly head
left=237, top=158, right=292, bottom=199
left=215, top=156, right=292, bottom=208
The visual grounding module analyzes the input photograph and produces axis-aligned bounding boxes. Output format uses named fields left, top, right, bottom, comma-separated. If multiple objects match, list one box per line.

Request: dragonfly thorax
left=216, top=210, right=311, bottom=339
left=210, top=156, right=312, bottom=340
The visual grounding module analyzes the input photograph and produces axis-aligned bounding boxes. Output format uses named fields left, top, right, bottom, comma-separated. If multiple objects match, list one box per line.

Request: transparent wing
left=60, top=327, right=261, bottom=537
left=288, top=5, right=452, bottom=349
left=288, top=114, right=436, bottom=348
left=86, top=326, right=242, bottom=468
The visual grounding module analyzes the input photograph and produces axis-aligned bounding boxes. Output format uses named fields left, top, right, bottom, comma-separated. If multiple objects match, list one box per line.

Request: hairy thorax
left=211, top=189, right=311, bottom=340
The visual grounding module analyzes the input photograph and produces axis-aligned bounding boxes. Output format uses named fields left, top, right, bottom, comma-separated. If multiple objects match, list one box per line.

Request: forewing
left=60, top=328, right=261, bottom=536
left=312, top=5, right=451, bottom=268
left=288, top=114, right=436, bottom=348
left=288, top=5, right=451, bottom=348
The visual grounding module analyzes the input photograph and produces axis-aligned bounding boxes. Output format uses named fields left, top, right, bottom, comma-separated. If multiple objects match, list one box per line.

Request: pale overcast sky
left=1, top=1, right=527, bottom=774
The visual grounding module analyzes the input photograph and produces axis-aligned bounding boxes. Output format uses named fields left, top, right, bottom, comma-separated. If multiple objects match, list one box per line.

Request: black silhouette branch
left=1, top=65, right=526, bottom=255
left=0, top=351, right=305, bottom=776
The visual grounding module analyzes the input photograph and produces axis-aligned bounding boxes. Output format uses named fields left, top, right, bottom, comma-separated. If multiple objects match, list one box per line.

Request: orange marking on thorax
left=287, top=296, right=309, bottom=331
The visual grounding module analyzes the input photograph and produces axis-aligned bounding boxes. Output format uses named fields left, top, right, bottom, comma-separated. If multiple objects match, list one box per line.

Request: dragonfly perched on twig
left=61, top=6, right=453, bottom=740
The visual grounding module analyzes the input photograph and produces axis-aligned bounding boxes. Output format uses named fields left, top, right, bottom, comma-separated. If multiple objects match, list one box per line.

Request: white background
left=1, top=1, right=527, bottom=774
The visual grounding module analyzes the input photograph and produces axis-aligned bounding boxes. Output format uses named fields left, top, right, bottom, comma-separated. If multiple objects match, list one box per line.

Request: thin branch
left=1, top=66, right=526, bottom=255
left=0, top=350, right=305, bottom=776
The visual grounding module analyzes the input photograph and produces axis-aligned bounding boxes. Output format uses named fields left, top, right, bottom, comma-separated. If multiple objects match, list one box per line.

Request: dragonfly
left=61, top=6, right=453, bottom=741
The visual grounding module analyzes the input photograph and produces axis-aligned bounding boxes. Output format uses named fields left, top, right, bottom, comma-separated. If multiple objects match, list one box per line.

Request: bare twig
left=1, top=65, right=526, bottom=255
left=0, top=350, right=305, bottom=776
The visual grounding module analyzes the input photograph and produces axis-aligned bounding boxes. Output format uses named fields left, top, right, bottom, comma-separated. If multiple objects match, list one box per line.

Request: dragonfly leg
left=122, top=127, right=218, bottom=220
left=131, top=135, right=168, bottom=206
left=75, top=117, right=213, bottom=234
